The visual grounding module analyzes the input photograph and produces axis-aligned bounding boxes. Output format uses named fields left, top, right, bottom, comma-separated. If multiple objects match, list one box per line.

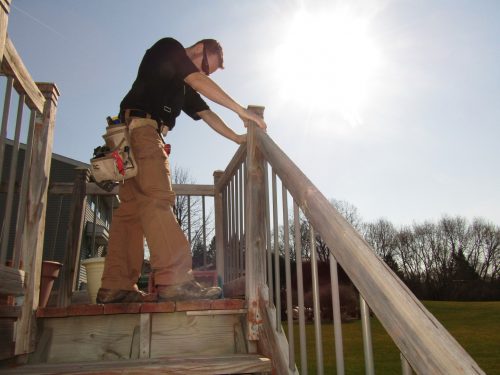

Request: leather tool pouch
left=90, top=123, right=137, bottom=184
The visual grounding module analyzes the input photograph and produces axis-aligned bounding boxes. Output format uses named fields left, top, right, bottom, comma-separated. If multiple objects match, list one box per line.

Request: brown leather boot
left=157, top=280, right=221, bottom=301
left=96, top=288, right=157, bottom=304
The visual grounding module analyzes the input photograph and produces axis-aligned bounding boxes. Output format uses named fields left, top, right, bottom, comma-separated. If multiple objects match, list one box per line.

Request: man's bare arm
left=198, top=109, right=246, bottom=144
left=185, top=72, right=267, bottom=130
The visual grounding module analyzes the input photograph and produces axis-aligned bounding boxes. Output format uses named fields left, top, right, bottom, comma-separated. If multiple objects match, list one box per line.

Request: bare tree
left=171, top=166, right=214, bottom=259
left=330, top=198, right=363, bottom=231
left=363, top=218, right=398, bottom=264
left=468, top=218, right=500, bottom=281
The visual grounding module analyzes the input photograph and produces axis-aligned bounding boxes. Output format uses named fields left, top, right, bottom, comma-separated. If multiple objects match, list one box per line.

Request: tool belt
left=90, top=116, right=138, bottom=188
left=90, top=114, right=171, bottom=191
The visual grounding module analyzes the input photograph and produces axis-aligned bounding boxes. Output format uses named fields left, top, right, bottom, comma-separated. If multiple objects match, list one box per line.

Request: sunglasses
left=202, top=43, right=210, bottom=75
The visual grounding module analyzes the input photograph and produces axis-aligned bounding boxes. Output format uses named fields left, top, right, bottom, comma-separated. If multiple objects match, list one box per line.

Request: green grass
left=284, top=301, right=500, bottom=374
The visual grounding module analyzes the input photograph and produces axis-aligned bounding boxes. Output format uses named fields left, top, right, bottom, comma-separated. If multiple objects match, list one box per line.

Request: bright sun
left=271, top=7, right=383, bottom=127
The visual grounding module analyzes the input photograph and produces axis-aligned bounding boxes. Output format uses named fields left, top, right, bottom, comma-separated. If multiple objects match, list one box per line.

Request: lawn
left=285, top=301, right=500, bottom=374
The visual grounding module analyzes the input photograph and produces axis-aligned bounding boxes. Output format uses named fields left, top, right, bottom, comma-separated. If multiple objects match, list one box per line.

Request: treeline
left=363, top=216, right=499, bottom=300
left=286, top=200, right=500, bottom=301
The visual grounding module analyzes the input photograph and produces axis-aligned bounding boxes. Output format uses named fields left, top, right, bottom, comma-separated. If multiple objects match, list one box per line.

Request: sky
left=5, top=0, right=500, bottom=226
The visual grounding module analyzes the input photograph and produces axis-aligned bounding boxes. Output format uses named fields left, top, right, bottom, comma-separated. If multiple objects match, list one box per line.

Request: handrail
left=1, top=37, right=45, bottom=113
left=214, top=144, right=246, bottom=192
left=252, top=126, right=484, bottom=374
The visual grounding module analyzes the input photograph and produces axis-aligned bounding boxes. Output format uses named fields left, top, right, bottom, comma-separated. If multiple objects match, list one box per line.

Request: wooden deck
left=0, top=354, right=272, bottom=374
left=1, top=298, right=272, bottom=374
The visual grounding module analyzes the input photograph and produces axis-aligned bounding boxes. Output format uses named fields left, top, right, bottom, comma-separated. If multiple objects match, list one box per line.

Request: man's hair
left=194, top=39, right=224, bottom=69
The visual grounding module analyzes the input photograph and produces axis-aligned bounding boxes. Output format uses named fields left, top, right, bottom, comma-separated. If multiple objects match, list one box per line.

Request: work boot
left=96, top=288, right=157, bottom=304
left=157, top=280, right=222, bottom=301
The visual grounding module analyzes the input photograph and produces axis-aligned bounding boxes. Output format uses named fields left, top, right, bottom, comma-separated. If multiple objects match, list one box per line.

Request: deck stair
left=2, top=299, right=271, bottom=374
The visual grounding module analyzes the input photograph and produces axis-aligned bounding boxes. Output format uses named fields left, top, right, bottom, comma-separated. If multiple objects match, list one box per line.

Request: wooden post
left=213, top=170, right=224, bottom=284
left=57, top=168, right=90, bottom=307
left=15, top=82, right=59, bottom=355
left=0, top=0, right=10, bottom=63
left=244, top=105, right=266, bottom=343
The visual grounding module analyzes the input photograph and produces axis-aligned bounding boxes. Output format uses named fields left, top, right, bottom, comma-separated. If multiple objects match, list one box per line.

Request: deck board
left=1, top=354, right=271, bottom=374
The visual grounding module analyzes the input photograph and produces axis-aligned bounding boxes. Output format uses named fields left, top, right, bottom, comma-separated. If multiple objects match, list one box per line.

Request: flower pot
left=39, top=261, right=63, bottom=308
left=81, top=257, right=106, bottom=304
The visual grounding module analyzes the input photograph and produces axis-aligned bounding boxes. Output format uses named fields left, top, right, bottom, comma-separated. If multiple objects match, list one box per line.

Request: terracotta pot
left=81, top=257, right=106, bottom=304
left=39, top=261, right=63, bottom=308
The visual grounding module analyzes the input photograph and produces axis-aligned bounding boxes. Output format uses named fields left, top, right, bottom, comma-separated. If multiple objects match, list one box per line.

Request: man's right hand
left=238, top=108, right=267, bottom=130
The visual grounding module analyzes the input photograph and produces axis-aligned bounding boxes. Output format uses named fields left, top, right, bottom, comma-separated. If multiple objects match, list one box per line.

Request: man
left=96, top=38, right=266, bottom=303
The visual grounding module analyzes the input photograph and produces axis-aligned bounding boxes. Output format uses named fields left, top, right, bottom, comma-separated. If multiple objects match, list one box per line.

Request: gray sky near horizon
left=5, top=0, right=500, bottom=226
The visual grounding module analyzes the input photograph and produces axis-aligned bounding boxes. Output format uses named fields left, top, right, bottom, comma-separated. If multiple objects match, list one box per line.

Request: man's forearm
left=198, top=109, right=244, bottom=144
left=186, top=72, right=267, bottom=130
left=185, top=72, right=243, bottom=115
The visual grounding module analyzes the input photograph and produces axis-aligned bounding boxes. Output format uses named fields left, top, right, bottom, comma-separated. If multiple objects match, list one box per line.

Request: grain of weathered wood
left=139, top=313, right=151, bottom=359
left=215, top=144, right=246, bottom=192
left=84, top=181, right=215, bottom=196
left=12, top=110, right=37, bottom=268
left=0, top=265, right=24, bottom=296
left=0, top=354, right=272, bottom=374
left=0, top=0, right=10, bottom=68
left=150, top=312, right=240, bottom=358
left=254, top=129, right=485, bottom=374
left=15, top=83, right=59, bottom=356
left=244, top=106, right=267, bottom=342
left=40, top=314, right=139, bottom=363
left=1, top=38, right=45, bottom=113
left=258, top=286, right=296, bottom=375
left=0, top=318, right=15, bottom=360
left=0, top=305, right=20, bottom=318
left=213, top=170, right=225, bottom=283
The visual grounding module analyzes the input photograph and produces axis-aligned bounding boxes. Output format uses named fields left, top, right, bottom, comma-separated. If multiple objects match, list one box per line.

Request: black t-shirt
left=120, top=38, right=209, bottom=130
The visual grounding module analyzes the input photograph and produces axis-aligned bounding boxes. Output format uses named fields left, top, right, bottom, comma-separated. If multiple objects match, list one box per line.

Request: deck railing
left=55, top=170, right=217, bottom=307
left=0, top=0, right=60, bottom=356
left=215, top=106, right=485, bottom=374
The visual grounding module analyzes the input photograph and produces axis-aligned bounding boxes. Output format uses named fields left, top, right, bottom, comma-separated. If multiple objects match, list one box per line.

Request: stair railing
left=0, top=4, right=60, bottom=356
left=214, top=106, right=485, bottom=374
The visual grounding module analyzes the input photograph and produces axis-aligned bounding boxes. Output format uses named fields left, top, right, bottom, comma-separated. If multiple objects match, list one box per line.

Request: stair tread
left=36, top=298, right=247, bottom=318
left=1, top=354, right=272, bottom=374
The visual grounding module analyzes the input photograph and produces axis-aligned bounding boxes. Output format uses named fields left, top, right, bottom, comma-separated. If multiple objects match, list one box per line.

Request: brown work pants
left=101, top=118, right=193, bottom=291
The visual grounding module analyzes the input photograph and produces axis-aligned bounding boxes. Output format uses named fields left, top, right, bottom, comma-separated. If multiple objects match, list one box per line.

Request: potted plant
left=81, top=221, right=108, bottom=303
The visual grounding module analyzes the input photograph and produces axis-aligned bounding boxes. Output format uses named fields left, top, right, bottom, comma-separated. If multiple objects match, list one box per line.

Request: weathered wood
left=0, top=354, right=272, bottom=374
left=173, top=183, right=214, bottom=196
left=244, top=106, right=267, bottom=342
left=15, top=83, right=59, bottom=355
left=258, top=286, right=296, bottom=375
left=1, top=38, right=45, bottom=113
left=150, top=312, right=241, bottom=358
left=139, top=313, right=151, bottom=359
left=0, top=0, right=10, bottom=65
left=57, top=169, right=89, bottom=308
left=27, top=327, right=52, bottom=364
left=0, top=317, right=15, bottom=360
left=36, top=314, right=139, bottom=363
left=0, top=93, right=25, bottom=265
left=213, top=170, right=225, bottom=283
left=12, top=110, right=37, bottom=268
left=254, top=129, right=485, bottom=374
left=215, top=144, right=246, bottom=192
left=83, top=181, right=215, bottom=196
left=0, top=305, right=21, bottom=318
left=186, top=309, right=247, bottom=316
left=0, top=264, right=24, bottom=296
